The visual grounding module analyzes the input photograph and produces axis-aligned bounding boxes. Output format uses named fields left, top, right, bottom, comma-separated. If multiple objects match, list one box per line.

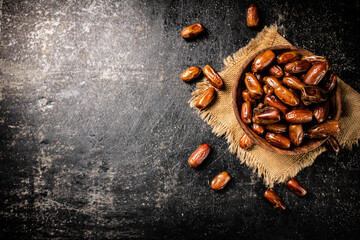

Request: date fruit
left=203, top=65, right=224, bottom=89
left=285, top=110, right=313, bottom=124
left=286, top=178, right=307, bottom=196
left=245, top=72, right=264, bottom=99
left=181, top=66, right=202, bottom=82
left=289, top=124, right=304, bottom=146
left=264, top=188, right=286, bottom=211
left=325, top=136, right=340, bottom=154
left=282, top=76, right=305, bottom=90
left=252, top=50, right=276, bottom=73
left=246, top=3, right=259, bottom=27
left=307, top=120, right=340, bottom=138
left=313, top=100, right=329, bottom=123
left=211, top=171, right=231, bottom=190
left=241, top=101, right=252, bottom=124
left=301, top=86, right=327, bottom=105
left=263, top=84, right=274, bottom=95
left=242, top=89, right=256, bottom=106
left=188, top=143, right=211, bottom=168
left=251, top=123, right=265, bottom=136
left=303, top=62, right=329, bottom=85
left=264, top=94, right=290, bottom=115
left=274, top=85, right=300, bottom=106
left=284, top=60, right=311, bottom=74
left=263, top=76, right=281, bottom=89
left=268, top=65, right=284, bottom=78
left=265, top=132, right=291, bottom=149
left=239, top=133, right=253, bottom=149
left=322, top=72, right=337, bottom=93
left=196, top=87, right=216, bottom=109
left=252, top=107, right=281, bottom=125
left=265, top=123, right=287, bottom=133
left=277, top=51, right=300, bottom=65
left=181, top=23, right=205, bottom=39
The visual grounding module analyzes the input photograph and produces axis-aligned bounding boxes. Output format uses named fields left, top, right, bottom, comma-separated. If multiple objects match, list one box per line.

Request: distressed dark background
left=1, top=0, right=360, bottom=239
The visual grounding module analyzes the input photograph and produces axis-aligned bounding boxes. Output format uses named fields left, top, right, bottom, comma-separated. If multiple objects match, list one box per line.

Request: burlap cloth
left=189, top=25, right=360, bottom=187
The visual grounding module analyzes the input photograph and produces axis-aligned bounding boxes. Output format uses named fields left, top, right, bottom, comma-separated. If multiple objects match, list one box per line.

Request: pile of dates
left=239, top=49, right=340, bottom=150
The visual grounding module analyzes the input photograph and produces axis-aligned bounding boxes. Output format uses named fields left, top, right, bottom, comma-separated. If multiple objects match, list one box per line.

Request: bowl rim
left=232, top=45, right=341, bottom=155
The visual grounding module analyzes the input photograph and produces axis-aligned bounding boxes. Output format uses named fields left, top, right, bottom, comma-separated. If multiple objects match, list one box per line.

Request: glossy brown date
left=245, top=72, right=263, bottom=99
left=285, top=110, right=313, bottom=124
left=252, top=50, right=276, bottom=73
left=274, top=85, right=300, bottom=106
left=211, top=171, right=231, bottom=190
left=196, top=88, right=216, bottom=109
left=268, top=65, right=284, bottom=78
left=301, top=86, right=327, bottom=106
left=289, top=124, right=304, bottom=146
left=252, top=107, right=281, bottom=125
left=254, top=72, right=264, bottom=84
left=322, top=73, right=337, bottom=93
left=181, top=23, right=205, bottom=39
left=263, top=85, right=274, bottom=95
left=265, top=132, right=291, bottom=149
left=188, top=143, right=211, bottom=168
left=313, top=100, right=329, bottom=123
left=325, top=136, right=340, bottom=154
left=203, top=65, right=224, bottom=89
left=264, top=188, right=286, bottom=211
left=242, top=89, right=256, bottom=106
left=282, top=76, right=305, bottom=90
left=277, top=51, right=300, bottom=65
left=253, top=102, right=265, bottom=114
left=301, top=55, right=327, bottom=63
left=286, top=178, right=307, bottom=196
left=307, top=120, right=340, bottom=138
left=246, top=3, right=259, bottom=27
left=264, top=95, right=290, bottom=115
left=251, top=123, right=265, bottom=136
left=181, top=66, right=202, bottom=82
left=239, top=133, right=254, bottom=149
left=265, top=123, right=287, bottom=133
left=263, top=76, right=281, bottom=89
left=303, top=62, right=329, bottom=85
left=241, top=101, right=252, bottom=124
left=284, top=60, right=311, bottom=74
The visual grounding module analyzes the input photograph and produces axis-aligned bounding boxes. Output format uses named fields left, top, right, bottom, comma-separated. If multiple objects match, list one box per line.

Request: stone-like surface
left=0, top=0, right=359, bottom=239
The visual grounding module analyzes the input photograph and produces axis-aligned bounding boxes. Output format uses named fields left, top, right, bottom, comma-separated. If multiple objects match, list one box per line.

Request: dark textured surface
left=1, top=0, right=360, bottom=239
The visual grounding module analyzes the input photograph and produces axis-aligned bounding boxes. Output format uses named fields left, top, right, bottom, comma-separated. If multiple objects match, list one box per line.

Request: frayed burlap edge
left=189, top=25, right=360, bottom=187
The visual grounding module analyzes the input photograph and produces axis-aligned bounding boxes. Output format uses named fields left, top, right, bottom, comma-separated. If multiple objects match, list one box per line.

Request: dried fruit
left=239, top=133, right=253, bottom=149
left=325, top=136, right=340, bottom=154
left=268, top=65, right=284, bottom=78
left=285, top=110, right=313, bottom=124
left=265, top=132, right=291, bottom=149
left=307, top=120, right=340, bottom=138
left=252, top=106, right=281, bottom=125
left=303, top=62, right=329, bottom=85
left=264, top=188, right=286, bottom=211
left=286, top=178, right=307, bottom=196
left=282, top=76, right=305, bottom=90
left=211, top=171, right=231, bottom=190
left=196, top=88, right=216, bottom=109
left=263, top=84, right=274, bottom=95
left=284, top=60, right=312, bottom=74
left=188, top=144, right=211, bottom=168
left=242, top=89, right=256, bottom=106
left=246, top=3, right=259, bottom=27
left=277, top=51, right=300, bottom=65
left=289, top=124, right=304, bottom=146
left=251, top=123, right=265, bottom=136
left=181, top=23, right=205, bottom=39
left=203, top=65, right=224, bottom=89
left=241, top=101, right=252, bottom=124
left=245, top=72, right=263, bottom=99
left=274, top=85, right=300, bottom=106
left=265, top=123, right=287, bottom=133
left=252, top=50, right=276, bottom=73
left=313, top=100, right=330, bottom=123
left=301, top=86, right=327, bottom=105
left=181, top=66, right=202, bottom=82
left=264, top=94, right=290, bottom=115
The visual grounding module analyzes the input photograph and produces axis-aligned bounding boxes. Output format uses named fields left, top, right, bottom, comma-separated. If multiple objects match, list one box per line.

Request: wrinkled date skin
left=322, top=73, right=337, bottom=93
left=289, top=124, right=304, bottom=146
left=301, top=55, right=328, bottom=63
left=264, top=188, right=286, bottom=211
left=303, top=62, right=329, bottom=85
left=301, top=86, right=328, bottom=105
left=325, top=136, right=340, bottom=154
left=284, top=60, right=312, bottom=74
left=252, top=107, right=281, bottom=125
left=274, top=85, right=300, bottom=106
left=265, top=132, right=291, bottom=149
left=286, top=178, right=307, bottom=196
left=264, top=94, right=290, bottom=115
left=245, top=72, right=264, bottom=99
left=196, top=88, right=216, bottom=109
left=263, top=85, right=274, bottom=95
left=254, top=72, right=264, bottom=84
left=307, top=120, right=340, bottom=138
left=181, top=23, right=205, bottom=39
left=277, top=51, right=300, bottom=65
left=246, top=3, right=259, bottom=27
left=253, top=103, right=265, bottom=114
left=188, top=143, right=211, bottom=168
left=285, top=110, right=313, bottom=124
left=239, top=133, right=253, bottom=149
left=251, top=123, right=265, bottom=136
left=241, top=101, right=252, bottom=124
left=203, top=65, right=224, bottom=89
left=181, top=66, right=202, bottom=82
left=268, top=65, right=284, bottom=78
left=252, top=50, right=276, bottom=73
left=211, top=171, right=231, bottom=190
left=242, top=90, right=256, bottom=106
left=263, top=76, right=281, bottom=89
left=265, top=123, right=287, bottom=133
left=313, top=100, right=329, bottom=123
left=282, top=76, right=305, bottom=90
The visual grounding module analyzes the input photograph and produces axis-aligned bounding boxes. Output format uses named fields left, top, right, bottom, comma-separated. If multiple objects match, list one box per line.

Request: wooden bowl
left=232, top=45, right=341, bottom=155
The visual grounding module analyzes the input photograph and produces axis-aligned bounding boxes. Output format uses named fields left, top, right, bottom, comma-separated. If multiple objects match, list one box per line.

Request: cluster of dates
left=239, top=49, right=341, bottom=150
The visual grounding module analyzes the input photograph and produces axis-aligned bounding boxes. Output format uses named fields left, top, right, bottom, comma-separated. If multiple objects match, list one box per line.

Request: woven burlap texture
left=189, top=25, right=360, bottom=187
